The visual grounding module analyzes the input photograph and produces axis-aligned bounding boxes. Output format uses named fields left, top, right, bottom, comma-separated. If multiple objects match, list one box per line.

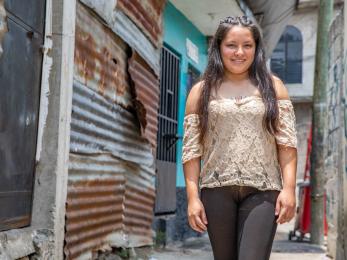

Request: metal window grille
left=156, top=47, right=179, bottom=162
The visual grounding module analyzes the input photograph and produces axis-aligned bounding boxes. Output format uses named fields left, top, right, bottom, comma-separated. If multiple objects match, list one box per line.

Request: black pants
left=200, top=185, right=279, bottom=260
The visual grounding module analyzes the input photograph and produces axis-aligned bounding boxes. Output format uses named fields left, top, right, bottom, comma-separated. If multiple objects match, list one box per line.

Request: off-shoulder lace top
left=182, top=96, right=297, bottom=191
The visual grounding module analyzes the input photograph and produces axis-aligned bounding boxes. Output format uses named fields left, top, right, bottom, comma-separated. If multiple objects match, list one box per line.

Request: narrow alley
left=96, top=220, right=328, bottom=260
left=144, top=221, right=328, bottom=260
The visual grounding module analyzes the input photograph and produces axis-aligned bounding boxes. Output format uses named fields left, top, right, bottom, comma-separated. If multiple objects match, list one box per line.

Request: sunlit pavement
left=143, top=219, right=329, bottom=260
left=270, top=220, right=328, bottom=260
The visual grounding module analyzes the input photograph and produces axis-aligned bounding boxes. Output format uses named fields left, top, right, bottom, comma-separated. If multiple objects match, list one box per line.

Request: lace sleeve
left=275, top=100, right=297, bottom=148
left=182, top=114, right=203, bottom=164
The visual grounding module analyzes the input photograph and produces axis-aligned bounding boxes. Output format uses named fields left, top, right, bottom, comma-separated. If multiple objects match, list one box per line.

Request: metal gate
left=0, top=0, right=45, bottom=231
left=155, top=46, right=180, bottom=214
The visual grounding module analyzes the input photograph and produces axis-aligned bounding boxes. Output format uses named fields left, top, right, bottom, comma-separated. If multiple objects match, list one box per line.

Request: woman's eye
left=244, top=45, right=252, bottom=48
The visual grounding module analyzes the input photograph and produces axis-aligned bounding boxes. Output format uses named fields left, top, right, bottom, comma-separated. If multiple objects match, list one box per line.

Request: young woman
left=182, top=16, right=297, bottom=260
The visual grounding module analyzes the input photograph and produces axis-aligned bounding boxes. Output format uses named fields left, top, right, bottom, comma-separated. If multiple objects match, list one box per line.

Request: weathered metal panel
left=79, top=0, right=160, bottom=76
left=65, top=154, right=126, bottom=259
left=155, top=160, right=176, bottom=213
left=80, top=0, right=117, bottom=25
left=128, top=51, right=160, bottom=150
left=114, top=10, right=160, bottom=76
left=75, top=3, right=132, bottom=109
left=65, top=3, right=160, bottom=258
left=70, top=80, right=154, bottom=167
left=0, top=1, right=44, bottom=231
left=117, top=0, right=165, bottom=47
left=65, top=79, right=156, bottom=258
left=4, top=0, right=45, bottom=33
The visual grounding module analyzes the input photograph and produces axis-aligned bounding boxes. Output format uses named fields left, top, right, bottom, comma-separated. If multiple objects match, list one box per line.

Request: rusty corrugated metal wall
left=64, top=1, right=163, bottom=259
left=117, top=0, right=164, bottom=47
left=129, top=52, right=159, bottom=151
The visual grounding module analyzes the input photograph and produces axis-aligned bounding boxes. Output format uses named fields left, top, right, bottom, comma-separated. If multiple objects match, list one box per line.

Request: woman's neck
left=223, top=71, right=249, bottom=83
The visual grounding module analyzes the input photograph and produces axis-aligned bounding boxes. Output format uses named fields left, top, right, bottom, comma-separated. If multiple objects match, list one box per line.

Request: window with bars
left=156, top=46, right=180, bottom=162
left=154, top=46, right=180, bottom=214
left=270, top=25, right=303, bottom=84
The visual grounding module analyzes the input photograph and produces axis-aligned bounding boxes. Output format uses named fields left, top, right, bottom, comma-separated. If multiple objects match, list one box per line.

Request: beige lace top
left=182, top=96, right=297, bottom=191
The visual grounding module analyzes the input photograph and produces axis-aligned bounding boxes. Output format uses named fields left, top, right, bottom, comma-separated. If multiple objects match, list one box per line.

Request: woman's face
left=220, top=26, right=256, bottom=75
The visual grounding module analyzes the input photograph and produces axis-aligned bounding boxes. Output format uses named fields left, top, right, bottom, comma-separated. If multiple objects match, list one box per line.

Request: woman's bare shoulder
left=185, top=81, right=203, bottom=115
left=271, top=75, right=290, bottom=100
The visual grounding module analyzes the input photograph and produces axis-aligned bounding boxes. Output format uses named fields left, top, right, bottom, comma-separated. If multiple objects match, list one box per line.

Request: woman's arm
left=184, top=158, right=207, bottom=232
left=184, top=158, right=201, bottom=202
left=276, top=146, right=297, bottom=224
left=273, top=75, right=298, bottom=224
left=183, top=82, right=208, bottom=233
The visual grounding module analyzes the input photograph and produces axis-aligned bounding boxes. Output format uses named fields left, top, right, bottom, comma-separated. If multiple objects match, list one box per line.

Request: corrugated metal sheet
left=117, top=0, right=165, bottom=47
left=122, top=170, right=155, bottom=245
left=128, top=51, right=160, bottom=150
left=113, top=10, right=160, bottom=76
left=74, top=3, right=132, bottom=109
left=79, top=0, right=117, bottom=25
left=65, top=80, right=156, bottom=259
left=64, top=3, right=161, bottom=259
left=70, top=80, right=154, bottom=166
left=79, top=0, right=161, bottom=76
left=65, top=154, right=126, bottom=259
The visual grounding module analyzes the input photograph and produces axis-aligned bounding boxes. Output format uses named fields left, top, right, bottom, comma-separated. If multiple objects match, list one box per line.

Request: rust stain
left=133, top=99, right=147, bottom=129
left=65, top=178, right=126, bottom=259
left=66, top=3, right=158, bottom=259
left=74, top=3, right=131, bottom=107
left=128, top=51, right=160, bottom=149
left=75, top=27, right=121, bottom=97
left=117, top=0, right=165, bottom=47
left=148, top=0, right=165, bottom=15
left=0, top=0, right=8, bottom=56
left=123, top=185, right=155, bottom=238
left=75, top=29, right=96, bottom=84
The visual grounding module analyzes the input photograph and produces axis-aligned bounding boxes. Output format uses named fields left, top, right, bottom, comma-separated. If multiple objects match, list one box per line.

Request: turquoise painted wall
left=163, top=2, right=208, bottom=187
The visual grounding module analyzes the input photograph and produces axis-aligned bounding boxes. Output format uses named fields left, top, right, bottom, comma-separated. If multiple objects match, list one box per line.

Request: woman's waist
left=202, top=135, right=277, bottom=157
left=201, top=157, right=280, bottom=171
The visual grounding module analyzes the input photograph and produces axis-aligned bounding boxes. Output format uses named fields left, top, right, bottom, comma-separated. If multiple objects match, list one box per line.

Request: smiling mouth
left=231, top=59, right=246, bottom=64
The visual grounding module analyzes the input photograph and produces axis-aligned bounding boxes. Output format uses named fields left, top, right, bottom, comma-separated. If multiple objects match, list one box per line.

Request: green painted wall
left=163, top=2, right=208, bottom=187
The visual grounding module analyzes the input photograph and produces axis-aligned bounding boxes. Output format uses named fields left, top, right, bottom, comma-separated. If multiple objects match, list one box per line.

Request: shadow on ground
left=272, top=230, right=326, bottom=254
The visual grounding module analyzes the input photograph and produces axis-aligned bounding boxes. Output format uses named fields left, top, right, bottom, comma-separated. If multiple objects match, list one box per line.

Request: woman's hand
left=187, top=197, right=208, bottom=233
left=275, top=188, right=296, bottom=224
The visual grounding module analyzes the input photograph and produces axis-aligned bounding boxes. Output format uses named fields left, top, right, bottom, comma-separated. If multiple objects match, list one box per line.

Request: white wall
left=286, top=9, right=318, bottom=101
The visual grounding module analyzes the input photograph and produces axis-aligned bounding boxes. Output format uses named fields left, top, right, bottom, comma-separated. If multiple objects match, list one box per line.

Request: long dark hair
left=198, top=16, right=278, bottom=142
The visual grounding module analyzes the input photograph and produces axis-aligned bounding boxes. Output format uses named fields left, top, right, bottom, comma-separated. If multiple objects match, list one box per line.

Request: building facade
left=0, top=0, right=312, bottom=259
